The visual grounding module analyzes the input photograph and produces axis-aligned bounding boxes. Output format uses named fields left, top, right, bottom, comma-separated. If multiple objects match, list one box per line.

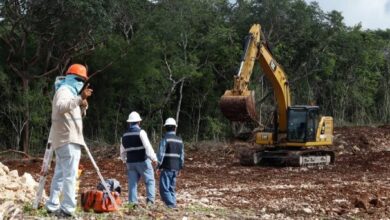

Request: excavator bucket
left=219, top=90, right=257, bottom=122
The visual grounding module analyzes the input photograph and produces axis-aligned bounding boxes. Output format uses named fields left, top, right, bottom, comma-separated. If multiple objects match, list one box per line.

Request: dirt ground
left=4, top=125, right=390, bottom=219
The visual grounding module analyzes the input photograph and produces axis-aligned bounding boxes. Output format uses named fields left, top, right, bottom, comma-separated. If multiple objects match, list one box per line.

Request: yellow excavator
left=219, top=24, right=335, bottom=166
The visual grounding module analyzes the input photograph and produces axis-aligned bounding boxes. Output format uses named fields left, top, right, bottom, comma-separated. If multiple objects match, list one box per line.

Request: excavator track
left=240, top=148, right=335, bottom=167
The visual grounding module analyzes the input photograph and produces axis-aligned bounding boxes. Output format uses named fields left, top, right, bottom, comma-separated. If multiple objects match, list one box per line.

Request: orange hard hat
left=66, top=64, right=88, bottom=80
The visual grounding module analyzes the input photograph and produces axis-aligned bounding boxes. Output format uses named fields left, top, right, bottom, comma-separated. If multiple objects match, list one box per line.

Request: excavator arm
left=220, top=24, right=291, bottom=132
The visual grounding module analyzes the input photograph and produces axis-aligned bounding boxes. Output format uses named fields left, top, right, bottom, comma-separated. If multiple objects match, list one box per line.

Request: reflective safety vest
left=161, top=133, right=183, bottom=170
left=122, top=127, right=146, bottom=163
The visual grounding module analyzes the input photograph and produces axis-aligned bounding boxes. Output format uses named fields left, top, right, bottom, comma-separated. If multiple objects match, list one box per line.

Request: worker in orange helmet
left=46, top=63, right=93, bottom=218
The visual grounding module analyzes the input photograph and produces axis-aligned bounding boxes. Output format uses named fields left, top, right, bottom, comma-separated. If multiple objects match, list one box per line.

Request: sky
left=304, top=0, right=390, bottom=30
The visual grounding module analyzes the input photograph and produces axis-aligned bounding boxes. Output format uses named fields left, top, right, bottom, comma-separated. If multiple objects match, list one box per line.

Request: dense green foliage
left=0, top=0, right=389, bottom=153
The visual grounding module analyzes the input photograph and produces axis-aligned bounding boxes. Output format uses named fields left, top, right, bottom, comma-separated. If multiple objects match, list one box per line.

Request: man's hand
left=152, top=160, right=158, bottom=167
left=156, top=169, right=161, bottom=176
left=80, top=99, right=88, bottom=108
left=81, top=84, right=93, bottom=99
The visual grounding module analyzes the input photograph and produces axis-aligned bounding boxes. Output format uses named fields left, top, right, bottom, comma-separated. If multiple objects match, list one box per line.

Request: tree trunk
left=195, top=100, right=202, bottom=142
left=114, top=99, right=123, bottom=143
left=175, top=80, right=185, bottom=128
left=22, top=78, right=30, bottom=153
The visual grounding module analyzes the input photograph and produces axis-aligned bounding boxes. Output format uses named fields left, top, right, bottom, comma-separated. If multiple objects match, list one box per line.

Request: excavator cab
left=287, top=106, right=319, bottom=142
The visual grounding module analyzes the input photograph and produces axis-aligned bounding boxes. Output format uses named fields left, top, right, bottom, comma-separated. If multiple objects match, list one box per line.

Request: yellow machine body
left=220, top=24, right=334, bottom=165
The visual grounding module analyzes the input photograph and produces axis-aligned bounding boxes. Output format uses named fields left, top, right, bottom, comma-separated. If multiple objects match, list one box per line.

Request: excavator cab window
left=287, top=106, right=319, bottom=142
left=306, top=109, right=319, bottom=141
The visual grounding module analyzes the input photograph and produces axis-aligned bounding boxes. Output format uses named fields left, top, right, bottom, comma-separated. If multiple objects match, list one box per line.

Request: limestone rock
left=303, top=207, right=313, bottom=214
left=0, top=162, right=43, bottom=204
left=8, top=170, right=19, bottom=178
left=4, top=183, right=18, bottom=191
left=0, top=162, right=9, bottom=174
left=352, top=145, right=360, bottom=152
left=20, top=173, right=37, bottom=188
left=200, top=198, right=209, bottom=204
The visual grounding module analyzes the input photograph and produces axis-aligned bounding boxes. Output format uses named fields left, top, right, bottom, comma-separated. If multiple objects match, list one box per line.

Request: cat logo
left=270, top=60, right=277, bottom=72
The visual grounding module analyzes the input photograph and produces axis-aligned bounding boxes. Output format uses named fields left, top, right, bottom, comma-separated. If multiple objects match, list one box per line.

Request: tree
left=0, top=0, right=114, bottom=152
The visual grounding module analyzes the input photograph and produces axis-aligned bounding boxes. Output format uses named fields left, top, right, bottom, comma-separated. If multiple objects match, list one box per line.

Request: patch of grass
left=22, top=203, right=50, bottom=217
left=21, top=201, right=257, bottom=219
left=185, top=203, right=230, bottom=217
left=121, top=203, right=138, bottom=210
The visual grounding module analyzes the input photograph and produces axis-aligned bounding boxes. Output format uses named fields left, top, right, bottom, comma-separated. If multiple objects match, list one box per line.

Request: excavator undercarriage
left=238, top=146, right=335, bottom=167
left=255, top=148, right=335, bottom=166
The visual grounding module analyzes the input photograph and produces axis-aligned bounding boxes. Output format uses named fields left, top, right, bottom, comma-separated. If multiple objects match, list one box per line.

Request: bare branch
left=88, top=49, right=129, bottom=78
left=0, top=149, right=36, bottom=160
left=164, top=53, right=174, bottom=81
left=34, top=64, right=60, bottom=79
left=175, top=79, right=185, bottom=126
left=9, top=63, right=25, bottom=79
left=0, top=110, right=19, bottom=134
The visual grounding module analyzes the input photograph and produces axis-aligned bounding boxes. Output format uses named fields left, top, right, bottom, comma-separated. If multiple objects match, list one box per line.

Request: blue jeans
left=159, top=169, right=178, bottom=208
left=45, top=143, right=81, bottom=214
left=126, top=159, right=155, bottom=204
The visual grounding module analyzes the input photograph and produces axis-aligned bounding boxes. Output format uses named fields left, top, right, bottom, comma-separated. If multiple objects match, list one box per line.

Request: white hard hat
left=127, top=111, right=142, bottom=122
left=164, top=117, right=177, bottom=127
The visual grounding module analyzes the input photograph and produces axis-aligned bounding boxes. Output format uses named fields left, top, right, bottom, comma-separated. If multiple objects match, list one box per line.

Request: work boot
left=46, top=209, right=56, bottom=214
left=146, top=200, right=155, bottom=209
left=167, top=205, right=178, bottom=210
left=54, top=209, right=73, bottom=219
left=127, top=203, right=138, bottom=210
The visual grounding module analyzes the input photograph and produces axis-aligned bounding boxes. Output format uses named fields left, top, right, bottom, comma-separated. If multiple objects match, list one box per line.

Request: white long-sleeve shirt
left=48, top=87, right=86, bottom=149
left=120, top=128, right=157, bottom=163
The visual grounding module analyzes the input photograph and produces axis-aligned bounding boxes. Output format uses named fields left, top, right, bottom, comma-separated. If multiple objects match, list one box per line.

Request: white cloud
left=305, top=0, right=390, bottom=30
left=386, top=0, right=390, bottom=13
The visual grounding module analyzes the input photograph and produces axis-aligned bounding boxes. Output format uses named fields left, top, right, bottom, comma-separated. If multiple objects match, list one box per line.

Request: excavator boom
left=219, top=24, right=290, bottom=132
left=219, top=24, right=261, bottom=122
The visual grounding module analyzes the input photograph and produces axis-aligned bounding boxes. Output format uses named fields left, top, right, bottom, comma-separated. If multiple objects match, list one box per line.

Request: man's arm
left=156, top=139, right=167, bottom=169
left=119, top=139, right=126, bottom=163
left=139, top=130, right=157, bottom=162
left=180, top=143, right=185, bottom=169
left=80, top=101, right=88, bottom=117
left=55, top=88, right=83, bottom=114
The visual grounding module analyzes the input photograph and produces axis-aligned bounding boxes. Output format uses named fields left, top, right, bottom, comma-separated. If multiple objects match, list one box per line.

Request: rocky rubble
left=333, top=125, right=390, bottom=153
left=0, top=162, right=44, bottom=218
